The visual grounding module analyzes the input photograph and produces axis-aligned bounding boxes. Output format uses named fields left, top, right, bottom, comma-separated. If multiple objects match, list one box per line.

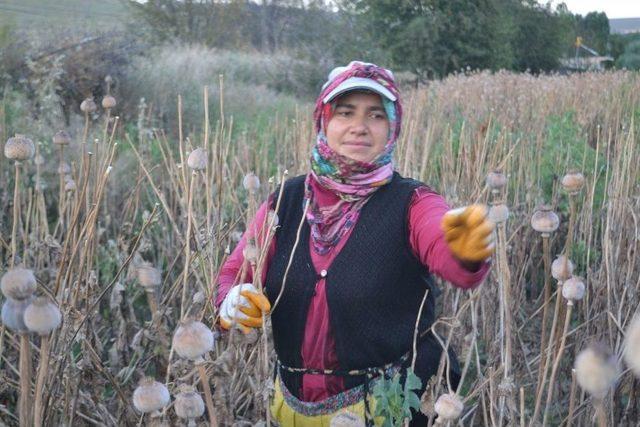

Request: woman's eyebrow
left=334, top=103, right=385, bottom=112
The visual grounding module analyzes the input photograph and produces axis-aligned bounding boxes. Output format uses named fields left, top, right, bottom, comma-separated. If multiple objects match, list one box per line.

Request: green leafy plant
left=372, top=368, right=422, bottom=427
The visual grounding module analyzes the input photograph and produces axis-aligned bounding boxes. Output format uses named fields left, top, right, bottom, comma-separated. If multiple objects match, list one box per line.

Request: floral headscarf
left=304, top=61, right=402, bottom=255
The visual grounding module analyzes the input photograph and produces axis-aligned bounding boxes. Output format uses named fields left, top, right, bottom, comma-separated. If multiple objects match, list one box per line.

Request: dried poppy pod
left=561, top=170, right=585, bottom=195
left=230, top=230, right=243, bottom=243
left=4, top=134, right=35, bottom=161
left=488, top=203, right=509, bottom=223
left=531, top=205, right=559, bottom=236
left=172, top=319, right=215, bottom=361
left=34, top=179, right=46, bottom=192
left=57, top=162, right=71, bottom=175
left=137, top=263, right=162, bottom=290
left=486, top=170, right=507, bottom=192
left=1, top=297, right=33, bottom=332
left=330, top=411, right=366, bottom=427
left=267, top=210, right=279, bottom=227
left=498, top=378, right=516, bottom=397
left=34, top=154, right=45, bottom=166
left=562, top=276, right=585, bottom=305
left=623, top=314, right=640, bottom=377
left=53, top=130, right=71, bottom=146
left=133, top=377, right=170, bottom=414
left=105, top=74, right=113, bottom=85
left=174, top=384, right=205, bottom=424
left=187, top=147, right=207, bottom=171
left=243, top=172, right=260, bottom=194
left=242, top=238, right=259, bottom=264
left=64, top=179, right=76, bottom=192
left=434, top=393, right=464, bottom=422
left=1, top=267, right=37, bottom=300
left=551, top=255, right=574, bottom=281
left=574, top=342, right=620, bottom=399
left=80, top=98, right=97, bottom=114
left=102, top=95, right=116, bottom=109
left=24, top=296, right=62, bottom=335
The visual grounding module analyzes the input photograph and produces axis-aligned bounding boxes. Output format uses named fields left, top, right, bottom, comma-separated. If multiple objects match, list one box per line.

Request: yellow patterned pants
left=269, top=375, right=384, bottom=426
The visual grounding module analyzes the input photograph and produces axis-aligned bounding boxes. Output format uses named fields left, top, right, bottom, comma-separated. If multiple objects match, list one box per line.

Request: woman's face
left=325, top=91, right=390, bottom=163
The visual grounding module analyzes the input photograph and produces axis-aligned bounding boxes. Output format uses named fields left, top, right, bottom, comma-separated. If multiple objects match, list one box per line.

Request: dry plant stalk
left=1, top=70, right=640, bottom=425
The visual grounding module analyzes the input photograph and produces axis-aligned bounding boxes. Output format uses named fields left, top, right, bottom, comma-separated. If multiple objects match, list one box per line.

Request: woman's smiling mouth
left=343, top=141, right=372, bottom=147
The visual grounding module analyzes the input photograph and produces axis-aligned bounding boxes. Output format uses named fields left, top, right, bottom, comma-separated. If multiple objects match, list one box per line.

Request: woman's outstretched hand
left=219, top=283, right=271, bottom=334
left=441, top=204, right=495, bottom=263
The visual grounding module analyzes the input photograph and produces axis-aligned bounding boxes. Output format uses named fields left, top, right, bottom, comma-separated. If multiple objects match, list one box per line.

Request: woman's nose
left=349, top=116, right=368, bottom=134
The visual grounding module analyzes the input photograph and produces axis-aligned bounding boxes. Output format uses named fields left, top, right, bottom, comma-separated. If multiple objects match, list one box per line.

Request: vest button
left=320, top=269, right=327, bottom=278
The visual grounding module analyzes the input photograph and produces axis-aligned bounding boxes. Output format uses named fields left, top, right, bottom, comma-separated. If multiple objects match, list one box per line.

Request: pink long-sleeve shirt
left=216, top=177, right=490, bottom=401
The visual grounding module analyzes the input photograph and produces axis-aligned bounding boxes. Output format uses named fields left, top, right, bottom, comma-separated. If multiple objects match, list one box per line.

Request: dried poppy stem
left=196, top=363, right=218, bottom=427
left=542, top=303, right=574, bottom=426
left=58, top=145, right=65, bottom=226
left=181, top=171, right=197, bottom=319
left=520, top=387, right=525, bottom=427
left=18, top=333, right=32, bottom=427
left=534, top=274, right=563, bottom=424
left=594, top=399, right=607, bottom=427
left=531, top=234, right=552, bottom=425
left=554, top=195, right=577, bottom=346
left=33, top=335, right=51, bottom=426
left=146, top=289, right=160, bottom=324
left=11, top=162, right=21, bottom=267
left=566, top=369, right=577, bottom=427
left=495, top=216, right=515, bottom=424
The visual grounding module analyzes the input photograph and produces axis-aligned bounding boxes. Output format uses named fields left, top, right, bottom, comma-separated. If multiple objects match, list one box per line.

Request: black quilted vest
left=264, top=172, right=443, bottom=398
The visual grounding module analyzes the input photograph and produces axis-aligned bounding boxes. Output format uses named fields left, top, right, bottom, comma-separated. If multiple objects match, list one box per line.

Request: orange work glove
left=219, top=283, right=271, bottom=334
left=441, top=204, right=495, bottom=263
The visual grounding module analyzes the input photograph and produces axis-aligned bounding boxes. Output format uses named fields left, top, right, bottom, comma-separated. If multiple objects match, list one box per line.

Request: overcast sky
left=550, top=1, right=640, bottom=19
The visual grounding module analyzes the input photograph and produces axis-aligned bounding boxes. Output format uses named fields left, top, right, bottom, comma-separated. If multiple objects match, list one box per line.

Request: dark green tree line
left=125, top=1, right=635, bottom=78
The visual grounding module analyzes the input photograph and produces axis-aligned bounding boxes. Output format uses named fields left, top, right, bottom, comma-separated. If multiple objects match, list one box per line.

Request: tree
left=610, top=33, right=640, bottom=63
left=617, top=40, right=640, bottom=70
left=340, top=0, right=514, bottom=80
left=511, top=2, right=572, bottom=72
left=577, top=11, right=610, bottom=54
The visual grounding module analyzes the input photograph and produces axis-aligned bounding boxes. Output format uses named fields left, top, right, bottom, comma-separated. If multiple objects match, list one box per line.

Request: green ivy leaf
left=405, top=369, right=423, bottom=392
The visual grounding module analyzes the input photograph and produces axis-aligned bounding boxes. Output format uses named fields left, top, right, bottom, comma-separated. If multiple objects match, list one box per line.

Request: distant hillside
left=610, top=17, right=640, bottom=34
left=0, top=0, right=128, bottom=30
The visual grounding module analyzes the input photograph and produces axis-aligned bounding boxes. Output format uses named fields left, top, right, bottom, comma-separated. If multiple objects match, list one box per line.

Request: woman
left=216, top=61, right=493, bottom=426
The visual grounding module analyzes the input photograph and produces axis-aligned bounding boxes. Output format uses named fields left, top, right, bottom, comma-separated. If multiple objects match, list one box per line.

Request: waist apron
left=269, top=360, right=401, bottom=426
left=270, top=374, right=382, bottom=426
left=269, top=332, right=461, bottom=426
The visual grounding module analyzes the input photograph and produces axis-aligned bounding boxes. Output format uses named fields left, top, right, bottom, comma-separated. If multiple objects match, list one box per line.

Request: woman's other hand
left=441, top=204, right=495, bottom=263
left=219, top=283, right=271, bottom=333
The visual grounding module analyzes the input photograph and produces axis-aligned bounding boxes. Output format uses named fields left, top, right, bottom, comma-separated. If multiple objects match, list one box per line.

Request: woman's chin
left=340, top=149, right=375, bottom=164
left=347, top=154, right=374, bottom=163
